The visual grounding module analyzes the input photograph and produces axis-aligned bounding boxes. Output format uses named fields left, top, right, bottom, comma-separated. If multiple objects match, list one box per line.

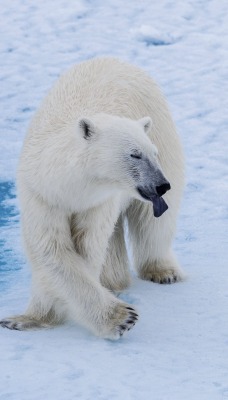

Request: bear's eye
left=130, top=153, right=142, bottom=160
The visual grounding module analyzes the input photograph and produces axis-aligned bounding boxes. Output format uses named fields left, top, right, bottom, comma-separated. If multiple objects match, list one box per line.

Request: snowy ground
left=0, top=1, right=228, bottom=399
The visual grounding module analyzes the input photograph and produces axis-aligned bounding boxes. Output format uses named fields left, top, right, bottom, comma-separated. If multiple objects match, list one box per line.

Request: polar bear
left=0, top=58, right=184, bottom=339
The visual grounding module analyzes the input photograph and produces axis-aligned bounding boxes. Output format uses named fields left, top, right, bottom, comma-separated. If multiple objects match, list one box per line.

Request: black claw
left=129, top=311, right=138, bottom=318
left=119, top=324, right=126, bottom=331
left=127, top=319, right=135, bottom=324
left=0, top=321, right=9, bottom=327
left=126, top=307, right=135, bottom=311
left=0, top=321, right=20, bottom=331
left=12, top=324, right=20, bottom=330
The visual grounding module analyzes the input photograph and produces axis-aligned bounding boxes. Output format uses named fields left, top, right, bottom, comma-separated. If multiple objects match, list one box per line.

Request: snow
left=0, top=1, right=228, bottom=399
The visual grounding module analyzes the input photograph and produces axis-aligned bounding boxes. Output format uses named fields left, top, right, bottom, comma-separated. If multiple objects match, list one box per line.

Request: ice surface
left=0, top=1, right=228, bottom=399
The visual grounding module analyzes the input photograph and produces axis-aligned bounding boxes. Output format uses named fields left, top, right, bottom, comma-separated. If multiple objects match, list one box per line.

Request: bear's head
left=77, top=113, right=170, bottom=217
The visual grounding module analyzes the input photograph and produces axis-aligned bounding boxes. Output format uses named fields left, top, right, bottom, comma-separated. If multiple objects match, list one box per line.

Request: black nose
left=156, top=182, right=171, bottom=197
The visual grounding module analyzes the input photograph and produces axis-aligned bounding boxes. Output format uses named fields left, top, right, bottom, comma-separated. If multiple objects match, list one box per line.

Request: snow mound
left=133, top=25, right=180, bottom=46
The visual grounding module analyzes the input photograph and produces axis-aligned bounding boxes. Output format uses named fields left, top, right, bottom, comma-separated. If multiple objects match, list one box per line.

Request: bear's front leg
left=70, top=198, right=122, bottom=280
left=70, top=197, right=131, bottom=291
left=1, top=194, right=138, bottom=339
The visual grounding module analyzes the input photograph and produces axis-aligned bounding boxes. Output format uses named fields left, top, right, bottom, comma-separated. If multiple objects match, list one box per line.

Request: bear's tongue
left=150, top=195, right=168, bottom=218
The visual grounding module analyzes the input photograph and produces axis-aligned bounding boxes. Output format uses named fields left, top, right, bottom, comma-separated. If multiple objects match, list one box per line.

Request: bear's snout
left=137, top=178, right=171, bottom=218
left=156, top=182, right=171, bottom=197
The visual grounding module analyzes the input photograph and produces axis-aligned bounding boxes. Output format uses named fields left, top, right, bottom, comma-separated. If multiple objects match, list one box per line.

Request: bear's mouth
left=137, top=187, right=168, bottom=218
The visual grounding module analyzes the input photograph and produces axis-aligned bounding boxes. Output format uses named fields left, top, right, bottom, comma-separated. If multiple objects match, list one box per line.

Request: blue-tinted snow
left=0, top=1, right=228, bottom=399
left=0, top=183, right=22, bottom=287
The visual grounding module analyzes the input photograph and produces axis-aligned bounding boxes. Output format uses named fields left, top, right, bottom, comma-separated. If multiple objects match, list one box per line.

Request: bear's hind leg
left=126, top=200, right=185, bottom=284
left=0, top=289, right=66, bottom=331
left=0, top=315, right=54, bottom=331
left=100, top=216, right=131, bottom=292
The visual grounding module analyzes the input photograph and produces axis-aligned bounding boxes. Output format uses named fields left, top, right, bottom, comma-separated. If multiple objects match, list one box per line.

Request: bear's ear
left=78, top=117, right=96, bottom=140
left=138, top=117, right=152, bottom=134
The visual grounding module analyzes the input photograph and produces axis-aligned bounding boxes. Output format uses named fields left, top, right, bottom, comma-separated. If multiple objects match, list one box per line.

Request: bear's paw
left=104, top=303, right=139, bottom=340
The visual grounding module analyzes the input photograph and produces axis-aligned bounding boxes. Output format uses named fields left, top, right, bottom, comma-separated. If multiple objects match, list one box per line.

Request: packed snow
left=0, top=1, right=228, bottom=399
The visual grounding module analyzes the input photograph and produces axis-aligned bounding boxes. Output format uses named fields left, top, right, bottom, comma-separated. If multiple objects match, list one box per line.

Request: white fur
left=0, top=58, right=185, bottom=339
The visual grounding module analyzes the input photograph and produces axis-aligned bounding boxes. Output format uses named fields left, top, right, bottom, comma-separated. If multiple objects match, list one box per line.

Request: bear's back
left=29, top=58, right=163, bottom=134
